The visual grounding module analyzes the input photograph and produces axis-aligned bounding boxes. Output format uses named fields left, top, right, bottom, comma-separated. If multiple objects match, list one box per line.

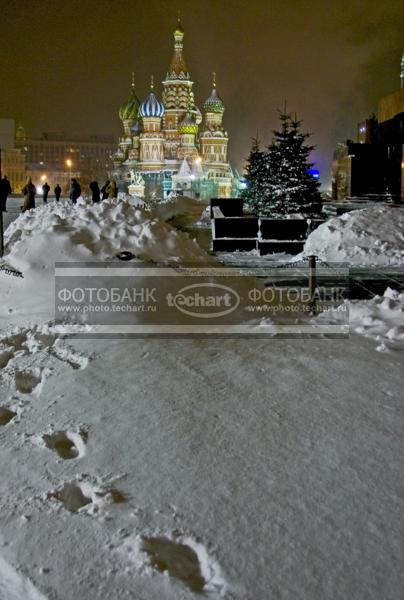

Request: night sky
left=1, top=0, right=403, bottom=186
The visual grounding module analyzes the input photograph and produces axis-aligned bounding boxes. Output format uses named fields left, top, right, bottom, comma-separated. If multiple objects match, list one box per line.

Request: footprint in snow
left=142, top=536, right=206, bottom=593
left=42, top=429, right=88, bottom=460
left=14, top=368, right=43, bottom=394
left=0, top=350, right=14, bottom=369
left=0, top=406, right=17, bottom=426
left=48, top=480, right=127, bottom=513
left=139, top=535, right=228, bottom=596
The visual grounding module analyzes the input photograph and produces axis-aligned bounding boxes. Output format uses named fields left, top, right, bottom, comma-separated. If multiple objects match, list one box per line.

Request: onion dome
left=174, top=19, right=184, bottom=37
left=178, top=112, right=198, bottom=135
left=119, top=74, right=140, bottom=121
left=203, top=72, right=225, bottom=114
left=112, top=148, right=125, bottom=162
left=139, top=76, right=165, bottom=118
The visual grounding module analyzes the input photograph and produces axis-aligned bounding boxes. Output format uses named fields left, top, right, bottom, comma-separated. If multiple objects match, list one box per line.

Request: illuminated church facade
left=112, top=21, right=238, bottom=199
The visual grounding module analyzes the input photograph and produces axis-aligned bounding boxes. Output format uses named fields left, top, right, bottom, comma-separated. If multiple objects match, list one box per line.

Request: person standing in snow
left=69, top=178, right=81, bottom=204
left=106, top=180, right=118, bottom=199
left=22, top=177, right=36, bottom=212
left=42, top=181, right=50, bottom=203
left=100, top=179, right=110, bottom=200
left=0, top=175, right=12, bottom=212
left=89, top=181, right=100, bottom=203
left=54, top=183, right=62, bottom=201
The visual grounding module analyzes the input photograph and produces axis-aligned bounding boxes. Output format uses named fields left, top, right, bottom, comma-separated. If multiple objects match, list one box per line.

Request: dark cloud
left=0, top=0, right=402, bottom=186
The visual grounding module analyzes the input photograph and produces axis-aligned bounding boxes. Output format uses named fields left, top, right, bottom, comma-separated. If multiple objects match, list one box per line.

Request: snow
left=349, top=287, right=404, bottom=351
left=0, top=555, right=47, bottom=600
left=0, top=199, right=208, bottom=321
left=302, top=206, right=404, bottom=265
left=0, top=200, right=403, bottom=599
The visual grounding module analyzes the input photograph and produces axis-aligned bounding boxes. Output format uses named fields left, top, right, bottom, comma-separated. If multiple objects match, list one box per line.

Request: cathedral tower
left=162, top=20, right=201, bottom=162
left=139, top=78, right=165, bottom=170
left=200, top=73, right=229, bottom=165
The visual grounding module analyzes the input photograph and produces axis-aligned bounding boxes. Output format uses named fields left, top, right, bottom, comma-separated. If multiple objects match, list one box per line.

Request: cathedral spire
left=165, top=19, right=189, bottom=81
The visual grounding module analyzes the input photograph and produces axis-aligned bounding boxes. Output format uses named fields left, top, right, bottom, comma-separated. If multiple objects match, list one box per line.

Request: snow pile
left=302, top=206, right=404, bottom=265
left=150, top=196, right=209, bottom=229
left=349, top=287, right=404, bottom=351
left=0, top=199, right=209, bottom=321
left=4, top=198, right=207, bottom=268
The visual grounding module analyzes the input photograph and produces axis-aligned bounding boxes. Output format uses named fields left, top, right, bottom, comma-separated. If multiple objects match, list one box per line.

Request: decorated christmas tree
left=242, top=112, right=322, bottom=216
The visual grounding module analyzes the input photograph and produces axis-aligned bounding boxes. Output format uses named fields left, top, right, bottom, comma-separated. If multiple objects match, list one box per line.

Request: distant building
left=16, top=127, right=115, bottom=192
left=0, top=119, right=26, bottom=192
left=112, top=20, right=238, bottom=200
left=332, top=53, right=404, bottom=201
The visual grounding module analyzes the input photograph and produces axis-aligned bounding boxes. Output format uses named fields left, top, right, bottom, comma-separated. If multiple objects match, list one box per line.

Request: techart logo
left=166, top=283, right=240, bottom=319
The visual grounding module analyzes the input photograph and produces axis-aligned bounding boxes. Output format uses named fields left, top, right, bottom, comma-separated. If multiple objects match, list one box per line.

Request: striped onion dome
left=139, top=79, right=165, bottom=118
left=119, top=76, right=140, bottom=121
left=178, top=112, right=198, bottom=135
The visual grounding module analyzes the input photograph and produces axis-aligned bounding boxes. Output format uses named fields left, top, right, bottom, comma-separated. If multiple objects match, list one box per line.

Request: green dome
left=203, top=87, right=225, bottom=114
left=178, top=112, right=198, bottom=135
left=119, top=83, right=140, bottom=122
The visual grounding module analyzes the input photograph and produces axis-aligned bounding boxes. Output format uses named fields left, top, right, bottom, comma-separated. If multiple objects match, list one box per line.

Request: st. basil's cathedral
left=112, top=20, right=238, bottom=199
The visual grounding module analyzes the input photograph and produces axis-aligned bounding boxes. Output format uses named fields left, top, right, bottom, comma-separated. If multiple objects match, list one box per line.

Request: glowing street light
left=65, top=158, right=73, bottom=184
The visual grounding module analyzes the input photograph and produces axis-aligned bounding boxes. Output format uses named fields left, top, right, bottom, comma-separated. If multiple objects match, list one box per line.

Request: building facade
left=332, top=53, right=404, bottom=201
left=16, top=127, right=114, bottom=192
left=0, top=118, right=26, bottom=192
left=112, top=21, right=237, bottom=199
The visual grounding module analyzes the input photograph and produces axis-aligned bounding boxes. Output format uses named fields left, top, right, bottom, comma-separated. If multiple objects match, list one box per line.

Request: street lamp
left=66, top=159, right=72, bottom=186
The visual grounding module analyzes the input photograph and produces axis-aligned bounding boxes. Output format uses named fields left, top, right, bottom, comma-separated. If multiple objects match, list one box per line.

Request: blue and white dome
left=139, top=88, right=165, bottom=118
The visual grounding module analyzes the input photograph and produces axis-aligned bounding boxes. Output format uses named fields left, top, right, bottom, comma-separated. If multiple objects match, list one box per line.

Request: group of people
left=16, top=177, right=119, bottom=212
left=88, top=179, right=118, bottom=203
left=20, top=178, right=57, bottom=211
left=0, top=175, right=119, bottom=213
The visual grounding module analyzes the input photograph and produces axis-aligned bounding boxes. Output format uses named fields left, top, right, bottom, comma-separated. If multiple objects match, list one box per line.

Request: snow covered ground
left=302, top=206, right=404, bottom=266
left=0, top=200, right=403, bottom=600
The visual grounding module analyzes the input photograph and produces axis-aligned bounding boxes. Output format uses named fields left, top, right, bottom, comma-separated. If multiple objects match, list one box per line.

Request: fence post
left=308, top=255, right=317, bottom=315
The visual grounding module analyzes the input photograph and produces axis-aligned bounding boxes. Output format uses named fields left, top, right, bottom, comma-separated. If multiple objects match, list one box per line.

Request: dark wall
left=378, top=112, right=404, bottom=197
left=259, top=219, right=308, bottom=240
left=214, top=217, right=259, bottom=238
left=210, top=198, right=244, bottom=218
left=348, top=142, right=387, bottom=196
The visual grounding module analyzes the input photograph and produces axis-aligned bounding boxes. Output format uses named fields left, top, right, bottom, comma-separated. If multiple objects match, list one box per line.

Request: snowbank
left=0, top=199, right=209, bottom=321
left=302, top=206, right=404, bottom=265
left=4, top=198, right=207, bottom=267
left=349, top=287, right=404, bottom=351
left=312, top=287, right=404, bottom=351
left=150, top=196, right=209, bottom=229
